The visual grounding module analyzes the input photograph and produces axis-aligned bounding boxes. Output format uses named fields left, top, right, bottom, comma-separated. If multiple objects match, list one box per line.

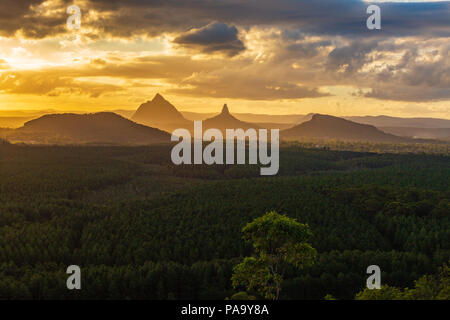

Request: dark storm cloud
left=0, top=0, right=70, bottom=38
left=1, top=0, right=448, bottom=39
left=174, top=23, right=245, bottom=57
left=285, top=40, right=332, bottom=59
left=326, top=41, right=379, bottom=75
left=83, top=0, right=450, bottom=39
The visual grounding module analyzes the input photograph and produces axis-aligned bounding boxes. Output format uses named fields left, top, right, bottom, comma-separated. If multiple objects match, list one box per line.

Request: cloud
left=0, top=0, right=448, bottom=39
left=326, top=41, right=379, bottom=75
left=362, top=45, right=450, bottom=102
left=365, top=85, right=450, bottom=102
left=0, top=55, right=226, bottom=96
left=0, top=53, right=329, bottom=100
left=0, top=0, right=69, bottom=38
left=174, top=23, right=245, bottom=57
left=80, top=55, right=225, bottom=79
left=0, top=59, right=11, bottom=70
left=0, top=0, right=448, bottom=104
left=3, top=35, right=447, bottom=102
left=169, top=83, right=327, bottom=100
left=285, top=40, right=332, bottom=59
left=168, top=67, right=329, bottom=100
left=0, top=69, right=122, bottom=97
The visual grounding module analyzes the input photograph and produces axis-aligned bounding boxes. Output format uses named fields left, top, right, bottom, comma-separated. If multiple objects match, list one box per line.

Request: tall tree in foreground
left=232, top=211, right=316, bottom=300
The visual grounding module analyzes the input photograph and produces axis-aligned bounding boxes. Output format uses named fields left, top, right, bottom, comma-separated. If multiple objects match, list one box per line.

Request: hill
left=132, top=94, right=191, bottom=132
left=345, top=115, right=450, bottom=129
left=379, top=127, right=450, bottom=141
left=7, top=112, right=170, bottom=145
left=181, top=108, right=294, bottom=131
left=202, top=104, right=260, bottom=132
left=282, top=114, right=408, bottom=142
left=182, top=111, right=308, bottom=124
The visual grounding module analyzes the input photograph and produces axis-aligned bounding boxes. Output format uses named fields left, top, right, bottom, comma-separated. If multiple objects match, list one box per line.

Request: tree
left=356, top=263, right=450, bottom=300
left=355, top=285, right=404, bottom=300
left=403, top=263, right=450, bottom=300
left=231, top=211, right=316, bottom=300
left=227, top=291, right=257, bottom=300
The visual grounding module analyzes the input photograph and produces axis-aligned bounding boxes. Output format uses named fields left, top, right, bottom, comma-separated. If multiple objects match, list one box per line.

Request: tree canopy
left=232, top=212, right=316, bottom=299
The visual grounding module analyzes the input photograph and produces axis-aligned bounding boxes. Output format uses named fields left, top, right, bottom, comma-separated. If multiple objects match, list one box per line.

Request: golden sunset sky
left=0, top=0, right=449, bottom=117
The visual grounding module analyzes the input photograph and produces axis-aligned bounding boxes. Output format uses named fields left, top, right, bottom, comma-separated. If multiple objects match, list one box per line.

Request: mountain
left=345, top=115, right=450, bottom=129
left=182, top=111, right=308, bottom=124
left=202, top=104, right=260, bottom=132
left=253, top=122, right=295, bottom=130
left=132, top=94, right=191, bottom=132
left=282, top=114, right=409, bottom=142
left=7, top=112, right=170, bottom=145
left=0, top=109, right=135, bottom=129
left=183, top=109, right=295, bottom=131
left=379, top=127, right=450, bottom=141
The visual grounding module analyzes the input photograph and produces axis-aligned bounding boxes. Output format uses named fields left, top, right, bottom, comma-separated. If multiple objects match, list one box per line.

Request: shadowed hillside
left=346, top=115, right=450, bottom=129
left=379, top=127, right=450, bottom=141
left=282, top=114, right=409, bottom=142
left=6, top=112, right=170, bottom=145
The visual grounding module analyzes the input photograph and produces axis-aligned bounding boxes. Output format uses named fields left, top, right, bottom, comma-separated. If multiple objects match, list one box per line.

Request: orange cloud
left=0, top=59, right=10, bottom=70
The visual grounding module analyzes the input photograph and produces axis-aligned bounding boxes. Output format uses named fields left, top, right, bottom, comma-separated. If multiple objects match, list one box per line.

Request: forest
left=0, top=141, right=448, bottom=299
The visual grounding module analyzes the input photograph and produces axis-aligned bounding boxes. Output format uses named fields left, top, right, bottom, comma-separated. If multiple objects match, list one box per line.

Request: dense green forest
left=0, top=142, right=449, bottom=299
left=355, top=263, right=450, bottom=300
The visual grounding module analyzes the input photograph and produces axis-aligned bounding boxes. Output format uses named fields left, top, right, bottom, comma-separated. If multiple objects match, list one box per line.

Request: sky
left=0, top=0, right=449, bottom=117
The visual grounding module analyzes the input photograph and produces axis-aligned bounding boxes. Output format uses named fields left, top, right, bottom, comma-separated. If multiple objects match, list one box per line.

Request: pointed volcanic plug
left=221, top=104, right=230, bottom=115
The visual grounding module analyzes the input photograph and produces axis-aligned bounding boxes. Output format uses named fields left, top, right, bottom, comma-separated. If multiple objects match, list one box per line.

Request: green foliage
left=232, top=212, right=316, bottom=299
left=355, top=285, right=404, bottom=300
left=228, top=291, right=256, bottom=300
left=0, top=144, right=448, bottom=299
left=356, top=263, right=450, bottom=300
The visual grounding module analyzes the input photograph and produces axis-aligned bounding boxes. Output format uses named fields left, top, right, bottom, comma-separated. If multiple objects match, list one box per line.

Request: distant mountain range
left=131, top=95, right=270, bottom=133
left=344, top=115, right=450, bottom=129
left=342, top=116, right=450, bottom=141
left=379, top=127, right=450, bottom=141
left=181, top=111, right=450, bottom=141
left=5, top=112, right=170, bottom=145
left=182, top=111, right=309, bottom=124
left=1, top=94, right=449, bottom=145
left=183, top=112, right=450, bottom=141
